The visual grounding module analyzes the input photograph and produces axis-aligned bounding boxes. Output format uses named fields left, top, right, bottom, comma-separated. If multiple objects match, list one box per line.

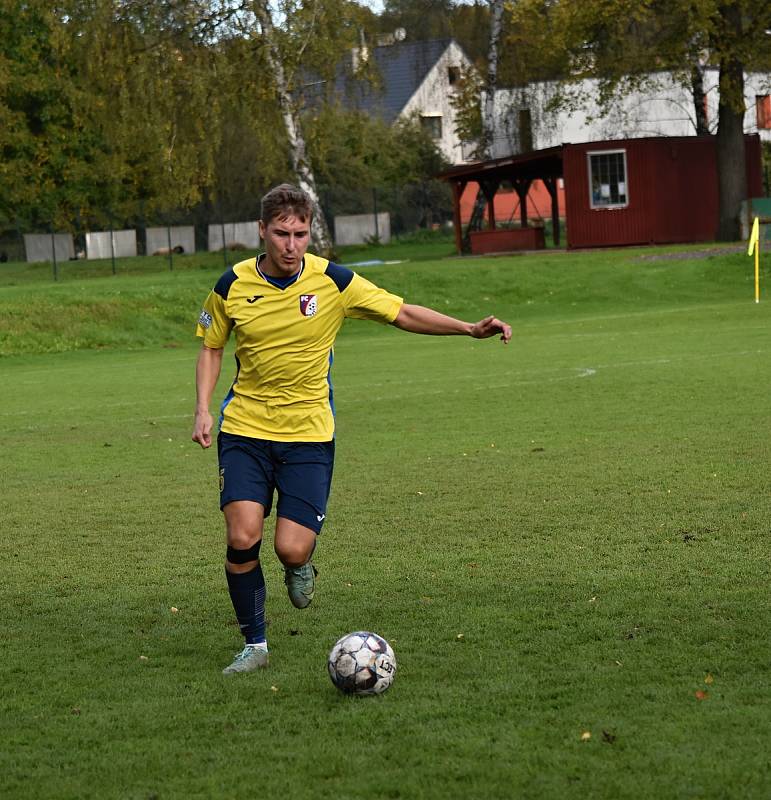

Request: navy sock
left=225, top=563, right=266, bottom=645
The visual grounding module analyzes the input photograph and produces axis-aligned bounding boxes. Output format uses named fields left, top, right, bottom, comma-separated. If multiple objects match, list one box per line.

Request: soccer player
left=192, top=184, right=511, bottom=674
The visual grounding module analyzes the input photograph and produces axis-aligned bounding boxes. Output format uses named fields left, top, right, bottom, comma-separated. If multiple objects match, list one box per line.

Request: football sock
left=225, top=562, right=267, bottom=646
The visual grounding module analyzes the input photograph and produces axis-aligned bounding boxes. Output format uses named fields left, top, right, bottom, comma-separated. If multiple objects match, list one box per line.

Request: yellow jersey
left=196, top=253, right=403, bottom=441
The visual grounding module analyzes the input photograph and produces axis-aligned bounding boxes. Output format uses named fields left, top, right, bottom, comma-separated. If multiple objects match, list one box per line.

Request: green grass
left=1, top=243, right=770, bottom=798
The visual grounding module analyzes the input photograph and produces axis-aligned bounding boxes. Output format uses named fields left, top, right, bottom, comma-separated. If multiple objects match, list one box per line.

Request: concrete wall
left=208, top=222, right=260, bottom=251
left=146, top=226, right=195, bottom=255
left=334, top=212, right=391, bottom=246
left=23, top=233, right=74, bottom=263
left=86, top=230, right=137, bottom=260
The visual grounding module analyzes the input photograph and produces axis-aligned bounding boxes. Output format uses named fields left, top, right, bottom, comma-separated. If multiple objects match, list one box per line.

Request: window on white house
left=421, top=115, right=442, bottom=140
left=448, top=66, right=460, bottom=85
left=588, top=150, right=628, bottom=209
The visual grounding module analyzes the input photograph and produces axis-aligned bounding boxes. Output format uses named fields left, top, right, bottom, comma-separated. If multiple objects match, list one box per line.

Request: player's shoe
left=222, top=643, right=269, bottom=674
left=284, top=562, right=318, bottom=609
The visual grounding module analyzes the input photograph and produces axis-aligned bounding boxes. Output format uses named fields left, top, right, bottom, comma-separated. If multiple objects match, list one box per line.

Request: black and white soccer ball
left=327, top=631, right=396, bottom=695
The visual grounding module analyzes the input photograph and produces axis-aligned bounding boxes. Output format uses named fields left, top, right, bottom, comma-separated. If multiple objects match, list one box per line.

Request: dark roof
left=326, top=39, right=456, bottom=124
left=437, top=145, right=565, bottom=183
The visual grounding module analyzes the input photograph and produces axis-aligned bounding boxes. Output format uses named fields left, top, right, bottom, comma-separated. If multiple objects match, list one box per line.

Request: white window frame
left=587, top=149, right=629, bottom=210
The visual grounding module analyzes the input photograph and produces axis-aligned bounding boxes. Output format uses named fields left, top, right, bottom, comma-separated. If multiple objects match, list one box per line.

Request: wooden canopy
left=438, top=145, right=564, bottom=253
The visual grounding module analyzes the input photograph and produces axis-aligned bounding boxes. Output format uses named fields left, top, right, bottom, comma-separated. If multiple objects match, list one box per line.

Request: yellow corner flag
left=748, top=216, right=760, bottom=303
left=748, top=216, right=759, bottom=256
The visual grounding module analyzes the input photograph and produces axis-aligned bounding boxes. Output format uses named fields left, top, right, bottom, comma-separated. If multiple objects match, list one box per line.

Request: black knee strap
left=227, top=541, right=262, bottom=564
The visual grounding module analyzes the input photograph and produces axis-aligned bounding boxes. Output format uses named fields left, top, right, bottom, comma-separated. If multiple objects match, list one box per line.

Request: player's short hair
left=261, top=184, right=313, bottom=226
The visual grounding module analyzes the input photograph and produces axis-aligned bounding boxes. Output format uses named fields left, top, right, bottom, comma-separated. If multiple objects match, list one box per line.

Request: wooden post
left=544, top=177, right=560, bottom=246
left=481, top=180, right=500, bottom=231
left=514, top=179, right=531, bottom=227
left=451, top=180, right=466, bottom=255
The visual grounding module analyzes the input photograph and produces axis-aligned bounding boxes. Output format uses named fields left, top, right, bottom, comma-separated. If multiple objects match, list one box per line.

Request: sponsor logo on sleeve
left=198, top=310, right=213, bottom=328
left=300, top=294, right=318, bottom=317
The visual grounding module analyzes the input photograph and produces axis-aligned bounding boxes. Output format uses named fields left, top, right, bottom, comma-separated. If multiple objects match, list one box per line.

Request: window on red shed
left=587, top=150, right=628, bottom=209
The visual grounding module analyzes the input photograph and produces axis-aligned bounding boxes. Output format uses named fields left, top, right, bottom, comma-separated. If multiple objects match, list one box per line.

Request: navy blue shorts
left=217, top=432, right=335, bottom=534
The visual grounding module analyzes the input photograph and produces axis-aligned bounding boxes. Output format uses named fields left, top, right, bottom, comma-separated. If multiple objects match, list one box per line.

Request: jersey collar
left=256, top=253, right=304, bottom=290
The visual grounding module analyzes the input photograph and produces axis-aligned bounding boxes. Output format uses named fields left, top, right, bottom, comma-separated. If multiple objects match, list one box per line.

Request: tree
left=481, top=0, right=504, bottom=159
left=456, top=0, right=505, bottom=249
left=0, top=0, right=115, bottom=230
left=251, top=0, right=333, bottom=255
left=377, top=0, right=455, bottom=40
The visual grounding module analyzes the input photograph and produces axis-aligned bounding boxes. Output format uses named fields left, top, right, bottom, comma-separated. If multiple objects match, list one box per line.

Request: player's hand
left=192, top=410, right=214, bottom=449
left=470, top=315, right=512, bottom=344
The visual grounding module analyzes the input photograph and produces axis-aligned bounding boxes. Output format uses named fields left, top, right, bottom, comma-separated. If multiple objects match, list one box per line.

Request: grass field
left=2, top=243, right=770, bottom=799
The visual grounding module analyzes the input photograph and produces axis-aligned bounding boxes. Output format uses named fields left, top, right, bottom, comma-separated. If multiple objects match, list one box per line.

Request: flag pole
left=755, top=239, right=760, bottom=304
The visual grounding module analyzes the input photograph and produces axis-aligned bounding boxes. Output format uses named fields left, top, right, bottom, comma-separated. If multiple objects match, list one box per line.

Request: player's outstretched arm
left=391, top=303, right=512, bottom=344
left=192, top=344, right=224, bottom=449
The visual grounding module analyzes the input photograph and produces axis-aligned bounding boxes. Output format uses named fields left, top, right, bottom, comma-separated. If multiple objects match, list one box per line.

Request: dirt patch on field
left=635, top=246, right=744, bottom=262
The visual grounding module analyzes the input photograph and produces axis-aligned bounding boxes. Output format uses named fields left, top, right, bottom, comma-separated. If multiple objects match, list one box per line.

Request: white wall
left=208, top=222, right=260, bottom=251
left=334, top=212, right=391, bottom=246
left=23, top=234, right=74, bottom=263
left=491, top=69, right=771, bottom=158
left=401, top=40, right=476, bottom=165
left=146, top=226, right=195, bottom=255
left=86, top=230, right=137, bottom=260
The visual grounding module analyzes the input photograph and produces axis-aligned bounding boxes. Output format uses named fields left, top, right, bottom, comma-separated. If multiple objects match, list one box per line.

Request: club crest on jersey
left=299, top=294, right=318, bottom=317
left=198, top=310, right=213, bottom=328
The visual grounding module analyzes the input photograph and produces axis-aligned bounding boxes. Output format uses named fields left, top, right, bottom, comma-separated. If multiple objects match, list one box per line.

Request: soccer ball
left=327, top=631, right=396, bottom=695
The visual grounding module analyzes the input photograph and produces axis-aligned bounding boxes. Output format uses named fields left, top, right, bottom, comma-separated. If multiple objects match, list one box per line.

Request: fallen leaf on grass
left=580, top=731, right=592, bottom=742
left=170, top=607, right=179, bottom=613
left=704, top=674, right=714, bottom=685
left=694, top=690, right=709, bottom=701
left=71, top=707, right=81, bottom=716
left=271, top=686, right=279, bottom=692
left=456, top=633, right=464, bottom=641
left=139, top=655, right=149, bottom=661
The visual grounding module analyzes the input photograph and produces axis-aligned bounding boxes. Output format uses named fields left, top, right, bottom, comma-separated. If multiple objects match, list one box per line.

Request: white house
left=489, top=69, right=771, bottom=158
left=327, top=37, right=477, bottom=165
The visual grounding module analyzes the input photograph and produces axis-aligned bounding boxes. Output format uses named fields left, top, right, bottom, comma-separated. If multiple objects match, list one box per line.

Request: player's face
left=260, top=214, right=311, bottom=277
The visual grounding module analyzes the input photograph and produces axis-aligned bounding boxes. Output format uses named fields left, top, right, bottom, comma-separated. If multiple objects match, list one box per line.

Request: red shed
left=564, top=135, right=762, bottom=248
left=439, top=135, right=763, bottom=252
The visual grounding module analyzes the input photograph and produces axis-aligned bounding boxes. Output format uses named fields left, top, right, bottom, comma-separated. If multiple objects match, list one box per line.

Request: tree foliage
left=0, top=1, right=111, bottom=228
left=0, top=0, right=447, bottom=235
